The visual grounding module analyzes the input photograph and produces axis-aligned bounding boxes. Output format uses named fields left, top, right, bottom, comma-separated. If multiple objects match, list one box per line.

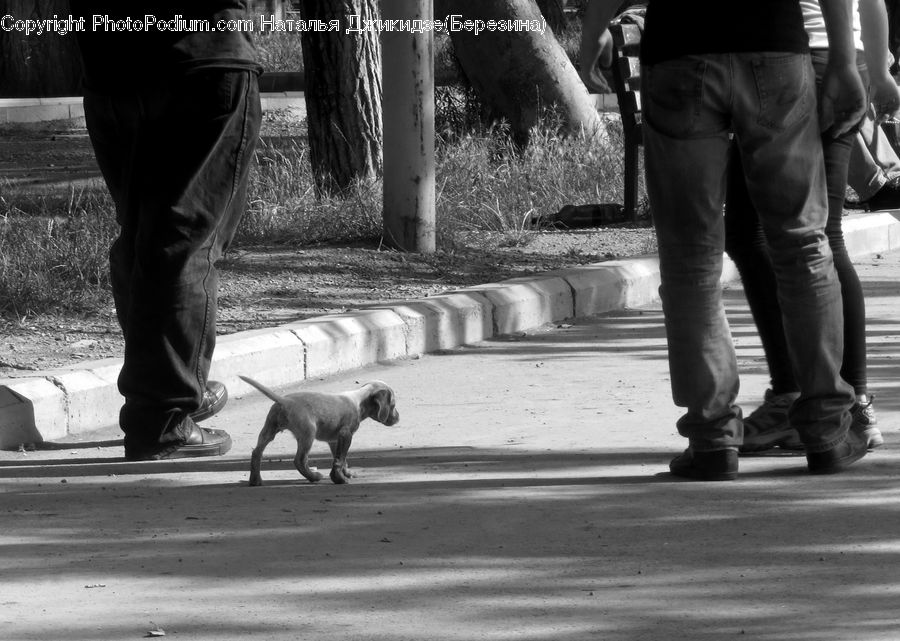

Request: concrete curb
left=1, top=211, right=898, bottom=448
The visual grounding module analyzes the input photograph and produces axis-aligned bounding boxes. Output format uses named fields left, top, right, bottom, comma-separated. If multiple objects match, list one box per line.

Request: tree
left=0, top=0, right=82, bottom=97
left=435, top=0, right=604, bottom=145
left=297, top=0, right=383, bottom=195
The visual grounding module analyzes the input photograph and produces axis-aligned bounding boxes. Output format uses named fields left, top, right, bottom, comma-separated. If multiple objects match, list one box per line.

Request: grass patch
left=0, top=186, right=117, bottom=319
left=239, top=134, right=383, bottom=246
left=239, top=110, right=632, bottom=245
left=254, top=28, right=305, bottom=73
left=0, top=113, right=641, bottom=319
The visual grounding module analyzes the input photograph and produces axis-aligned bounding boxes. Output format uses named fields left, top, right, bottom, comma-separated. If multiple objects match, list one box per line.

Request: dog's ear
left=372, top=388, right=393, bottom=424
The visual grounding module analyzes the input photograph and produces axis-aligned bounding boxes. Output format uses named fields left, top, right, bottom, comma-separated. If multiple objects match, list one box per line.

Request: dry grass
left=0, top=111, right=641, bottom=319
left=237, top=109, right=630, bottom=246
left=0, top=187, right=116, bottom=319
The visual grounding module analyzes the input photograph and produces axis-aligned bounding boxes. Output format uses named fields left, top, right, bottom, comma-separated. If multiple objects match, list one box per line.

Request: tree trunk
left=435, top=0, right=603, bottom=145
left=298, top=0, right=383, bottom=196
left=0, top=0, right=82, bottom=97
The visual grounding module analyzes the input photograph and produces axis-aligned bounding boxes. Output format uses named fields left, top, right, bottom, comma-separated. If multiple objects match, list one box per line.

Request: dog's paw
left=329, top=468, right=349, bottom=484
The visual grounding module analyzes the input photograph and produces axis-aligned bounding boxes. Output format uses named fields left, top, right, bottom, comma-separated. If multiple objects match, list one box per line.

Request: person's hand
left=818, top=61, right=867, bottom=137
left=868, top=72, right=900, bottom=124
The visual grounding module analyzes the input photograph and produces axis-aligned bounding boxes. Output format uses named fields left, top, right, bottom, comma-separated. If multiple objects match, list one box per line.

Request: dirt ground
left=0, top=120, right=654, bottom=376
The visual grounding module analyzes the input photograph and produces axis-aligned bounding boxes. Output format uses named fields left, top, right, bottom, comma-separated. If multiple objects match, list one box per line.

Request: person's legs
left=642, top=55, right=741, bottom=471
left=811, top=51, right=882, bottom=446
left=81, top=90, right=140, bottom=335
left=724, top=149, right=798, bottom=396
left=729, top=52, right=855, bottom=457
left=723, top=148, right=803, bottom=451
left=823, top=129, right=883, bottom=444
left=85, top=70, right=261, bottom=457
left=822, top=133, right=868, bottom=393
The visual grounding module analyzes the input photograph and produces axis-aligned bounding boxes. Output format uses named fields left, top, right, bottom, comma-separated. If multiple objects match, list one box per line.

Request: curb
left=1, top=212, right=898, bottom=448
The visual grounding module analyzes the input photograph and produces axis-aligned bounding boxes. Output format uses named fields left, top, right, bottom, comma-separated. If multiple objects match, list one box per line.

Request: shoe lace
left=852, top=394, right=876, bottom=422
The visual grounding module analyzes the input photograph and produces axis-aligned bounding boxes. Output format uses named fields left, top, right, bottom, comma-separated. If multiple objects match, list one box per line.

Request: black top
left=69, top=0, right=261, bottom=92
left=641, top=0, right=810, bottom=64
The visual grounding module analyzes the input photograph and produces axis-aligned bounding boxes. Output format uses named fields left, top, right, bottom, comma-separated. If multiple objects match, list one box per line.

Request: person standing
left=69, top=2, right=263, bottom=460
left=725, top=0, right=899, bottom=454
left=582, top=0, right=869, bottom=480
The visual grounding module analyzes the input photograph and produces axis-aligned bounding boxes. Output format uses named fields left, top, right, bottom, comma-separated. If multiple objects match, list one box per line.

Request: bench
left=608, top=22, right=643, bottom=222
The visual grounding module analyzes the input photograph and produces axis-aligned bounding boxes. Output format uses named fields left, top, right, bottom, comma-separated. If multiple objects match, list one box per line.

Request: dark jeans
left=83, top=70, right=261, bottom=449
left=643, top=52, right=853, bottom=452
left=724, top=50, right=869, bottom=397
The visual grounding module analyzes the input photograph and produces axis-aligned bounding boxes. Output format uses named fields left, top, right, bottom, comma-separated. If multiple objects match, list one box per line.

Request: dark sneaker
left=190, top=380, right=228, bottom=423
left=125, top=415, right=232, bottom=461
left=862, top=178, right=900, bottom=212
left=739, top=390, right=803, bottom=453
left=806, top=430, right=868, bottom=475
left=851, top=396, right=883, bottom=450
left=669, top=448, right=739, bottom=481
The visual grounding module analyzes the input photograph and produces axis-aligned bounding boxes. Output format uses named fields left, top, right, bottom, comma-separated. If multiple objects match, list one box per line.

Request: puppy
left=240, top=375, right=399, bottom=486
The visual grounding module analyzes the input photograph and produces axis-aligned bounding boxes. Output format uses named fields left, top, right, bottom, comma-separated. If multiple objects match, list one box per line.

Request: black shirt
left=69, top=1, right=261, bottom=92
left=640, top=0, right=810, bottom=64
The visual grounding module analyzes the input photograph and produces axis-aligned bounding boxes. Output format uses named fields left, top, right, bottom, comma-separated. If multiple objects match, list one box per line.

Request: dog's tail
left=239, top=375, right=288, bottom=406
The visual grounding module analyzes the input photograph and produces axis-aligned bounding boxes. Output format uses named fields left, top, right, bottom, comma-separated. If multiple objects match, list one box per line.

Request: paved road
left=2, top=251, right=899, bottom=641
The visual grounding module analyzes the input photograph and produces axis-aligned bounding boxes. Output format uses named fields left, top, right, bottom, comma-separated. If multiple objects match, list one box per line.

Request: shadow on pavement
left=3, top=444, right=900, bottom=641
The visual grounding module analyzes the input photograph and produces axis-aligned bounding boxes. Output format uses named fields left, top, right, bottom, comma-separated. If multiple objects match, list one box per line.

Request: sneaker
left=125, top=415, right=232, bottom=461
left=807, top=429, right=868, bottom=474
left=862, top=178, right=900, bottom=211
left=851, top=395, right=883, bottom=449
left=190, top=380, right=228, bottom=423
left=669, top=448, right=739, bottom=481
left=739, top=390, right=803, bottom=453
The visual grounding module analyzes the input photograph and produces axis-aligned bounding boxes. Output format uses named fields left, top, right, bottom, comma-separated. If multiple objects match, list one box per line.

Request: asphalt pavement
left=1, top=227, right=899, bottom=640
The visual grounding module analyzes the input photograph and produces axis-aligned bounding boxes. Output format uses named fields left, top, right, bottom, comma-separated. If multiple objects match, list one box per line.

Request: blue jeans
left=84, top=70, right=261, bottom=450
left=642, top=53, right=853, bottom=452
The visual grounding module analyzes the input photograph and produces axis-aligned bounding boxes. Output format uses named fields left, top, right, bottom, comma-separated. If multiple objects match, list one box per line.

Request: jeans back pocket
left=752, top=53, right=811, bottom=132
left=644, top=59, right=708, bottom=138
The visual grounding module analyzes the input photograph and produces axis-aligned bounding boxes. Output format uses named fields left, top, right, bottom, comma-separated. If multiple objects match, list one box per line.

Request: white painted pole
left=381, top=0, right=436, bottom=253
